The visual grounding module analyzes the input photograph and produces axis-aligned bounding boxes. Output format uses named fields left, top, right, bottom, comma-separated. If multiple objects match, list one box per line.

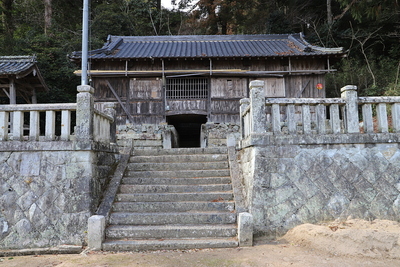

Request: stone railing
left=0, top=85, right=116, bottom=143
left=240, top=81, right=400, bottom=139
left=0, top=103, right=77, bottom=141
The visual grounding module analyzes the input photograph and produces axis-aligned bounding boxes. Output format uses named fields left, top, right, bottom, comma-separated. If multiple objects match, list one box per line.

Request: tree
left=1, top=0, right=14, bottom=53
left=44, top=0, right=52, bottom=34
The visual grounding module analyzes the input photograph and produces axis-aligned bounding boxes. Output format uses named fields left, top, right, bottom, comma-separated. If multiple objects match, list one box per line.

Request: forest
left=0, top=0, right=398, bottom=102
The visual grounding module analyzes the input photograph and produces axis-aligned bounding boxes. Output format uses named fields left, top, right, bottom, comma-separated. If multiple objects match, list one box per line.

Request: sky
left=161, top=0, right=175, bottom=9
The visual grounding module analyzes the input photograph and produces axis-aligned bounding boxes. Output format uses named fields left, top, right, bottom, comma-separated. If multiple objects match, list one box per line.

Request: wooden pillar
left=9, top=78, right=16, bottom=104
left=32, top=88, right=37, bottom=104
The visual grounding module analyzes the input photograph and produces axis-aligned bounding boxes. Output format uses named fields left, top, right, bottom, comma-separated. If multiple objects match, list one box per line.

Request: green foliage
left=337, top=0, right=399, bottom=22
left=327, top=56, right=400, bottom=97
left=19, top=33, right=80, bottom=103
left=0, top=0, right=397, bottom=103
left=0, top=0, right=184, bottom=103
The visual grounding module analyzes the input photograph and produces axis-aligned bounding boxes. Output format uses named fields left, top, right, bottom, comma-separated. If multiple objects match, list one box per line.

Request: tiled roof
left=0, top=55, right=49, bottom=92
left=0, top=55, right=37, bottom=75
left=71, top=33, right=344, bottom=60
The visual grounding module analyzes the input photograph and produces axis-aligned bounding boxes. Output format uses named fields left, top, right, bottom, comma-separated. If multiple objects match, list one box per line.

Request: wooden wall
left=210, top=77, right=247, bottom=123
left=129, top=78, right=164, bottom=124
left=166, top=100, right=207, bottom=115
left=91, top=77, right=129, bottom=125
left=90, top=56, right=329, bottom=125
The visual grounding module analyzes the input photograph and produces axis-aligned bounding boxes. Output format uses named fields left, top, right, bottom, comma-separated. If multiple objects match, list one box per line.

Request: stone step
left=132, top=147, right=228, bottom=156
left=121, top=177, right=232, bottom=185
left=130, top=154, right=228, bottom=163
left=106, top=224, right=237, bottom=239
left=112, top=201, right=235, bottom=213
left=102, top=238, right=238, bottom=251
left=102, top=147, right=238, bottom=251
left=109, top=212, right=236, bottom=225
left=119, top=184, right=232, bottom=194
left=116, top=192, right=234, bottom=202
left=127, top=161, right=229, bottom=171
left=125, top=169, right=231, bottom=179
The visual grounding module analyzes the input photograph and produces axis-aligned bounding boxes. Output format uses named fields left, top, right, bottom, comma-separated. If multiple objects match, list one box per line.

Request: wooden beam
left=2, top=88, right=9, bottom=98
left=297, top=79, right=311, bottom=98
left=74, top=69, right=336, bottom=77
left=106, top=80, right=134, bottom=123
left=21, top=91, right=31, bottom=104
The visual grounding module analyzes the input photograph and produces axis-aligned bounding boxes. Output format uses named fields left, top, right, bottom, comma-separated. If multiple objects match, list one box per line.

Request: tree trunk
left=44, top=0, right=52, bottom=35
left=1, top=0, right=14, bottom=53
left=327, top=0, right=333, bottom=25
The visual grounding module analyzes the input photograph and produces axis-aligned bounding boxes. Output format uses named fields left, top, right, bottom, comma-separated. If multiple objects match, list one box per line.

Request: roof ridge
left=0, top=55, right=36, bottom=62
left=70, top=33, right=345, bottom=60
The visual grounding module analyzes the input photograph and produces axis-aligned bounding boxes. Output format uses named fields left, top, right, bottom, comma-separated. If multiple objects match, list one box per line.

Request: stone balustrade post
left=76, top=85, right=94, bottom=148
left=103, top=102, right=117, bottom=143
left=240, top=98, right=250, bottom=139
left=341, top=85, right=359, bottom=133
left=249, top=80, right=266, bottom=134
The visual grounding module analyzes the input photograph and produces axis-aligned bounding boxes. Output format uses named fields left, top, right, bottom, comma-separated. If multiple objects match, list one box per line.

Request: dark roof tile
left=71, top=33, right=344, bottom=60
left=0, top=56, right=36, bottom=75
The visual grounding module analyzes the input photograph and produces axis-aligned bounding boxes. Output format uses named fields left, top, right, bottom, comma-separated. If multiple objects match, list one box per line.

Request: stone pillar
left=341, top=85, right=359, bottom=133
left=249, top=80, right=266, bottom=134
left=392, top=103, right=400, bottom=132
left=238, top=212, right=253, bottom=247
left=76, top=85, right=94, bottom=149
left=103, top=102, right=117, bottom=143
left=88, top=215, right=105, bottom=250
left=240, top=98, right=250, bottom=139
left=226, top=133, right=238, bottom=147
left=162, top=128, right=172, bottom=149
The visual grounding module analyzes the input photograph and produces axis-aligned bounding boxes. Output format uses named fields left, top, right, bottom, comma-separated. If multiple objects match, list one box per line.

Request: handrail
left=264, top=98, right=346, bottom=105
left=0, top=103, right=77, bottom=111
left=240, top=81, right=400, bottom=139
left=0, top=99, right=116, bottom=143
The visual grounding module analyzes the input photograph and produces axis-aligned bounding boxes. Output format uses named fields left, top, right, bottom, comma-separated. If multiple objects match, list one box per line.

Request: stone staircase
left=102, top=147, right=239, bottom=251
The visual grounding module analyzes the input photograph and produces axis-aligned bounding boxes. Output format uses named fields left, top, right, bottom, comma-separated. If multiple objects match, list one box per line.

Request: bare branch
left=334, top=0, right=358, bottom=21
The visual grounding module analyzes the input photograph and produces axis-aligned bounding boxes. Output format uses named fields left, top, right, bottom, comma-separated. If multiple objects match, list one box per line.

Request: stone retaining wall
left=0, top=142, right=117, bottom=249
left=116, top=123, right=178, bottom=149
left=201, top=122, right=240, bottom=147
left=240, top=136, right=400, bottom=238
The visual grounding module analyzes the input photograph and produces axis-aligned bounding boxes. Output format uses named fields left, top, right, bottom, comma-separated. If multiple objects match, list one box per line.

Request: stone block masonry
left=240, top=141, right=400, bottom=238
left=0, top=85, right=118, bottom=250
left=238, top=81, right=400, bottom=238
left=201, top=122, right=240, bottom=148
left=0, top=142, right=117, bottom=249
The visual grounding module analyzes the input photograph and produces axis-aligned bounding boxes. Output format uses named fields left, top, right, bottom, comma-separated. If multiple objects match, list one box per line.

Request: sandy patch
left=281, top=219, right=400, bottom=259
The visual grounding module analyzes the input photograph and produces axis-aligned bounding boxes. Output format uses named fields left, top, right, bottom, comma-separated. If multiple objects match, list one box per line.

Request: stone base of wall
left=201, top=122, right=240, bottom=148
left=0, top=142, right=118, bottom=249
left=116, top=123, right=178, bottom=149
left=240, top=134, right=400, bottom=238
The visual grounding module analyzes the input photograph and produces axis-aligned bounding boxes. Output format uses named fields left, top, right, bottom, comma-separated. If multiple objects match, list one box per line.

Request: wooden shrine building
left=70, top=33, right=345, bottom=146
left=0, top=56, right=49, bottom=104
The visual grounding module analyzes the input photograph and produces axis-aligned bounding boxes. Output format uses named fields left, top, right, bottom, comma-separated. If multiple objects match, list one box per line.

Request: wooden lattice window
left=166, top=78, right=208, bottom=99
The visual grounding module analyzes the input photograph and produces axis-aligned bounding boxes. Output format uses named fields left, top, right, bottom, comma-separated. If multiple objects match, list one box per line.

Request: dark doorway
left=167, top=115, right=207, bottom=148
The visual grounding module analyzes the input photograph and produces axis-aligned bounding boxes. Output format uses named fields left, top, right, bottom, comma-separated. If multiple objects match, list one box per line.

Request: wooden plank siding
left=210, top=77, right=247, bottom=123
left=286, top=74, right=325, bottom=98
left=92, top=77, right=129, bottom=101
left=210, top=99, right=241, bottom=123
left=129, top=78, right=164, bottom=124
left=88, top=57, right=330, bottom=125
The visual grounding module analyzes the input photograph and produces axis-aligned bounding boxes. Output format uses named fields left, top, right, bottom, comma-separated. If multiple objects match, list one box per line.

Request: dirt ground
left=2, top=219, right=400, bottom=267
